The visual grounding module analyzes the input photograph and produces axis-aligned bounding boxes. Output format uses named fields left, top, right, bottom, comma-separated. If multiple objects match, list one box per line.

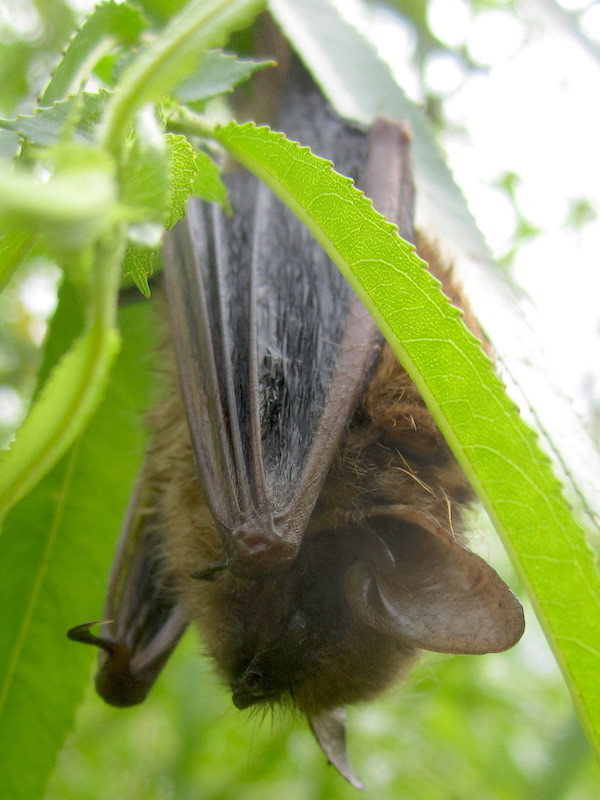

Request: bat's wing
left=67, top=463, right=188, bottom=706
left=162, top=67, right=403, bottom=574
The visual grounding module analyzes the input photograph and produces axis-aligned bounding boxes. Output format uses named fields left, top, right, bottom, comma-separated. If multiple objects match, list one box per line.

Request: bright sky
left=365, top=0, right=600, bottom=419
left=443, top=13, right=600, bottom=417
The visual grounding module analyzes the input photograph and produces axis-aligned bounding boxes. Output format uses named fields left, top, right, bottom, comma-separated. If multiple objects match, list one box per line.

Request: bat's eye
left=232, top=670, right=276, bottom=709
left=244, top=671, right=262, bottom=691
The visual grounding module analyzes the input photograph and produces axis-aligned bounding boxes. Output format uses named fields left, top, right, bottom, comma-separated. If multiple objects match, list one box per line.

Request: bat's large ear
left=309, top=708, right=364, bottom=790
left=344, top=508, right=524, bottom=655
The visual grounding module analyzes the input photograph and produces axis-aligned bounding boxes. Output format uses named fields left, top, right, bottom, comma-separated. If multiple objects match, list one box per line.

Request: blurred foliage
left=0, top=0, right=79, bottom=440
left=0, top=258, right=58, bottom=445
left=46, top=605, right=600, bottom=800
left=0, top=0, right=599, bottom=798
left=0, top=0, right=77, bottom=115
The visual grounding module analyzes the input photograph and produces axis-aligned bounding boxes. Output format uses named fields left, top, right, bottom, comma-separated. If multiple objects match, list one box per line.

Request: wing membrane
left=163, top=64, right=394, bottom=568
left=67, top=464, right=188, bottom=706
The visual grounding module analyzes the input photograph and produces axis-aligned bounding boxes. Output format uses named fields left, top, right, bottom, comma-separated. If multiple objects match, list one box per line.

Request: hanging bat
left=68, top=62, right=524, bottom=788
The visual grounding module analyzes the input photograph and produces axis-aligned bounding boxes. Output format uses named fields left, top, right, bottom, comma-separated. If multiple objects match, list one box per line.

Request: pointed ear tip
left=325, top=759, right=365, bottom=790
left=309, top=707, right=364, bottom=789
left=328, top=758, right=364, bottom=790
left=347, top=772, right=365, bottom=790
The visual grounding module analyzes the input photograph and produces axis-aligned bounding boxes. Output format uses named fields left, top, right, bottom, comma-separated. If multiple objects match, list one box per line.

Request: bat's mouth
left=232, top=684, right=281, bottom=709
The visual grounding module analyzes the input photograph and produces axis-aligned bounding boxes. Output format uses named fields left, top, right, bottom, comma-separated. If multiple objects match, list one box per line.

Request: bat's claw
left=66, top=620, right=115, bottom=652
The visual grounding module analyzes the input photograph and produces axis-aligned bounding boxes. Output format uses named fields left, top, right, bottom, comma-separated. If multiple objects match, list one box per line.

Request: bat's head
left=201, top=526, right=414, bottom=790
left=191, top=512, right=523, bottom=787
left=219, top=527, right=414, bottom=715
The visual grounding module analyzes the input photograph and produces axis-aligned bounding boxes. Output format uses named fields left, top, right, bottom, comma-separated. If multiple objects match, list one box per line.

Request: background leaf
left=191, top=148, right=230, bottom=209
left=174, top=49, right=274, bottom=103
left=40, top=0, right=145, bottom=105
left=0, top=227, right=37, bottom=293
left=165, top=133, right=200, bottom=227
left=0, top=92, right=110, bottom=147
left=121, top=108, right=169, bottom=225
left=269, top=0, right=487, bottom=260
left=0, top=311, right=120, bottom=513
left=100, top=0, right=265, bottom=153
left=121, top=245, right=158, bottom=297
left=0, top=286, right=158, bottom=800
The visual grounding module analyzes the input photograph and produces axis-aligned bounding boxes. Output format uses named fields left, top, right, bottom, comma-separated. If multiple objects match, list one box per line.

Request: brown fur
left=145, top=235, right=482, bottom=716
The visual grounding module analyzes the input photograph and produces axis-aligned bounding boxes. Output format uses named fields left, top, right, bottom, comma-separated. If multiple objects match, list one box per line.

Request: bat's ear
left=309, top=708, right=364, bottom=790
left=344, top=509, right=525, bottom=655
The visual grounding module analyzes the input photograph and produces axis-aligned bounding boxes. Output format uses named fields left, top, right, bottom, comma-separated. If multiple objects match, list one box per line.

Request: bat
left=68, top=62, right=524, bottom=788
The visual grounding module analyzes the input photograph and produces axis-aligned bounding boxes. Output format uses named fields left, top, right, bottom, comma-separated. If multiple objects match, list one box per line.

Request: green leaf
left=192, top=147, right=230, bottom=210
left=0, top=91, right=110, bottom=146
left=0, top=155, right=117, bottom=251
left=214, top=120, right=600, bottom=756
left=101, top=0, right=265, bottom=155
left=0, top=227, right=37, bottom=293
left=269, top=0, right=488, bottom=261
left=166, top=132, right=199, bottom=228
left=175, top=49, right=274, bottom=103
left=121, top=107, right=169, bottom=224
left=274, top=0, right=600, bottom=564
left=0, top=310, right=120, bottom=515
left=41, top=0, right=145, bottom=105
left=122, top=243, right=158, bottom=297
left=270, top=0, right=600, bottom=547
left=118, top=110, right=170, bottom=295
left=0, top=286, right=157, bottom=800
left=0, top=203, right=125, bottom=515
left=122, top=133, right=205, bottom=295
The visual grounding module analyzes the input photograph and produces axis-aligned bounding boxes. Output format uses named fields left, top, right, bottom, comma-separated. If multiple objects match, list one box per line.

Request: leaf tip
left=132, top=273, right=151, bottom=298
